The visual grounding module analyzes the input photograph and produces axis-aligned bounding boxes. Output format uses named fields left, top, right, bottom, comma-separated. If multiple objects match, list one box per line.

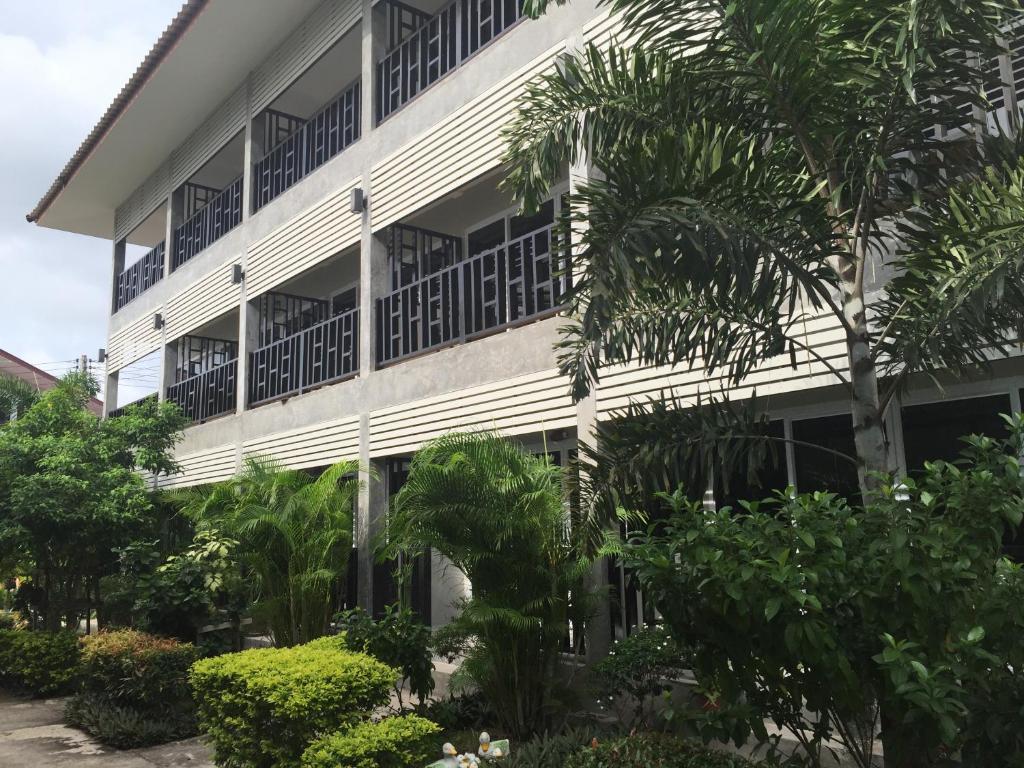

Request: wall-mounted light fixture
left=97, top=348, right=106, bottom=363
left=349, top=187, right=367, bottom=214
left=232, top=264, right=244, bottom=284
left=153, top=313, right=164, bottom=330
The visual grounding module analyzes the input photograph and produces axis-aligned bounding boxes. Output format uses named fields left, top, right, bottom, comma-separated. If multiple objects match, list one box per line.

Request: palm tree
left=381, top=432, right=594, bottom=739
left=504, top=0, right=1024, bottom=504
left=175, top=457, right=360, bottom=646
left=0, top=372, right=39, bottom=424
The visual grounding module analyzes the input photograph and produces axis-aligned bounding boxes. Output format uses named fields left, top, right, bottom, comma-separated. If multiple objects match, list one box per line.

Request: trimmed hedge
left=301, top=714, right=441, bottom=768
left=66, top=629, right=199, bottom=748
left=566, top=733, right=756, bottom=768
left=0, top=629, right=80, bottom=695
left=191, top=635, right=397, bottom=768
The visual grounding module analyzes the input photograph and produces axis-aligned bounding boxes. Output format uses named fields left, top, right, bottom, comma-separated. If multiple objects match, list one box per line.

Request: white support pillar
left=104, top=239, right=127, bottom=416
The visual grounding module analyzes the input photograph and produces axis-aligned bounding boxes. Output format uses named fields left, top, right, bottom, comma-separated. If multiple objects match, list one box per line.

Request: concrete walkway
left=0, top=692, right=213, bottom=767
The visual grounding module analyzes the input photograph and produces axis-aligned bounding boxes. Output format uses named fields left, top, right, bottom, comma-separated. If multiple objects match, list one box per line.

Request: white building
left=27, top=0, right=1024, bottom=648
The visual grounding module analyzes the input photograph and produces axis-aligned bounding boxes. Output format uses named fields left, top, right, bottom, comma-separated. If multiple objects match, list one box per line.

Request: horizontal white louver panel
left=246, top=180, right=362, bottom=298
left=595, top=312, right=847, bottom=416
left=161, top=444, right=237, bottom=488
left=171, top=86, right=247, bottom=189
left=164, top=265, right=242, bottom=340
left=369, top=369, right=575, bottom=457
left=107, top=314, right=163, bottom=373
left=370, top=42, right=563, bottom=230
left=114, top=160, right=170, bottom=243
left=242, top=415, right=360, bottom=469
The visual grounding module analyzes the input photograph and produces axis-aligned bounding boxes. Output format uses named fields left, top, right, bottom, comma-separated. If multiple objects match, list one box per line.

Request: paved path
left=0, top=692, right=214, bottom=767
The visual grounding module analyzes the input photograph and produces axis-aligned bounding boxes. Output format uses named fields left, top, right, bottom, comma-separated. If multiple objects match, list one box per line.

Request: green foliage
left=422, top=691, right=493, bottom=733
left=174, top=457, right=359, bottom=647
left=565, top=733, right=754, bottom=768
left=382, top=431, right=595, bottom=739
left=108, top=531, right=244, bottom=641
left=76, top=629, right=198, bottom=710
left=0, top=629, right=80, bottom=695
left=505, top=0, right=1024, bottom=501
left=592, top=625, right=692, bottom=728
left=334, top=604, right=435, bottom=708
left=190, top=636, right=396, bottom=768
left=0, top=610, right=23, bottom=630
left=301, top=714, right=440, bottom=768
left=67, top=629, right=198, bottom=747
left=0, top=372, right=38, bottom=424
left=506, top=726, right=606, bottom=768
left=614, top=418, right=1024, bottom=768
left=64, top=694, right=196, bottom=749
left=0, top=372, right=185, bottom=629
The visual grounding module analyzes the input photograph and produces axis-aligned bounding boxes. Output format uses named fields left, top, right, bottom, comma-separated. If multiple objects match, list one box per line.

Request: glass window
left=792, top=413, right=860, bottom=502
left=510, top=199, right=554, bottom=239
left=901, top=394, right=1011, bottom=473
left=467, top=218, right=505, bottom=257
left=331, top=286, right=358, bottom=316
left=716, top=420, right=789, bottom=509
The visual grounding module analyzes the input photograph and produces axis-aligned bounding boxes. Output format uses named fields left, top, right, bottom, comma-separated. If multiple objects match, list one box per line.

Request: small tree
left=613, top=419, right=1024, bottom=767
left=176, top=457, right=360, bottom=647
left=0, top=373, right=185, bottom=630
left=0, top=372, right=39, bottom=423
left=381, top=431, right=595, bottom=739
left=505, top=0, right=1024, bottom=501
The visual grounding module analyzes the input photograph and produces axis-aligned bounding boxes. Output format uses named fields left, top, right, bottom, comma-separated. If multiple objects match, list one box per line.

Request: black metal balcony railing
left=376, top=0, right=526, bottom=121
left=165, top=358, right=237, bottom=422
left=253, top=80, right=362, bottom=212
left=115, top=242, right=165, bottom=311
left=107, top=393, right=158, bottom=419
left=249, top=308, right=359, bottom=406
left=376, top=222, right=566, bottom=364
left=172, top=176, right=243, bottom=271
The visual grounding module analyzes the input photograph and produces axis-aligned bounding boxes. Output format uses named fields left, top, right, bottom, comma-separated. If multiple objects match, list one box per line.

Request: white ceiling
left=34, top=0, right=325, bottom=239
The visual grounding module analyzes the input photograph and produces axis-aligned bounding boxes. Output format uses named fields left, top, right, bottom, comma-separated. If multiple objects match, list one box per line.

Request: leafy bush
left=334, top=604, right=434, bottom=708
left=301, top=714, right=440, bottom=768
left=422, top=690, right=492, bottom=732
left=66, top=629, right=199, bottom=748
left=506, top=726, right=607, bottom=768
left=65, top=695, right=196, bottom=749
left=618, top=424, right=1024, bottom=768
left=383, top=432, right=596, bottom=739
left=565, top=733, right=754, bottom=768
left=592, top=625, right=692, bottom=727
left=0, top=629, right=80, bottom=695
left=0, top=610, right=24, bottom=630
left=190, top=635, right=396, bottom=768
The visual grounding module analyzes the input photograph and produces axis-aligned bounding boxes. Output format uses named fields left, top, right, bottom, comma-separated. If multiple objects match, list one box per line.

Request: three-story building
left=27, top=0, right=1024, bottom=648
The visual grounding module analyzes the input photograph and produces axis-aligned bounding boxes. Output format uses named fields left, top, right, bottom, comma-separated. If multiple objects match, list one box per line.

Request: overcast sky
left=0, top=1, right=182, bottom=404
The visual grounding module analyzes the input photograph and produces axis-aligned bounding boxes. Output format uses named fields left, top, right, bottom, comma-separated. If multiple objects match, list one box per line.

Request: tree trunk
left=842, top=277, right=891, bottom=496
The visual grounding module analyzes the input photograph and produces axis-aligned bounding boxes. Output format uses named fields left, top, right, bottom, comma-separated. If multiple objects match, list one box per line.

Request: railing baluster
left=115, top=241, right=165, bottom=311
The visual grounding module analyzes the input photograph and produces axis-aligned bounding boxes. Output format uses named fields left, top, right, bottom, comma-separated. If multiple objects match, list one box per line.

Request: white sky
left=0, top=1, right=182, bottom=404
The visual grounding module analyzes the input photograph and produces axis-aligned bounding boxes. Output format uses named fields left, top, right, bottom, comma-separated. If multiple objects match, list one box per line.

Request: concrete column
left=361, top=0, right=387, bottom=137
left=242, top=75, right=264, bottom=222
left=357, top=420, right=388, bottom=612
left=158, top=340, right=176, bottom=403
left=110, top=239, right=127, bottom=315
left=235, top=299, right=259, bottom=416
left=164, top=188, right=183, bottom=276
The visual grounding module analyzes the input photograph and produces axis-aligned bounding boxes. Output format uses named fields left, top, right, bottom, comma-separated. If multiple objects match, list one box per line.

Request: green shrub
left=301, top=714, right=440, bottom=768
left=0, top=610, right=24, bottom=630
left=506, top=726, right=608, bottom=768
left=566, top=733, right=755, bottom=768
left=592, top=625, right=693, bottom=727
left=334, top=604, right=435, bottom=707
left=190, top=635, right=396, bottom=768
left=0, top=629, right=80, bottom=695
left=66, top=629, right=199, bottom=748
left=64, top=695, right=196, bottom=749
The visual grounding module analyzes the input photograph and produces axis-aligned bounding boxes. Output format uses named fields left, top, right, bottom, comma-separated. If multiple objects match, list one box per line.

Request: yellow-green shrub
left=301, top=714, right=441, bottom=768
left=0, top=629, right=80, bottom=695
left=190, top=635, right=396, bottom=768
